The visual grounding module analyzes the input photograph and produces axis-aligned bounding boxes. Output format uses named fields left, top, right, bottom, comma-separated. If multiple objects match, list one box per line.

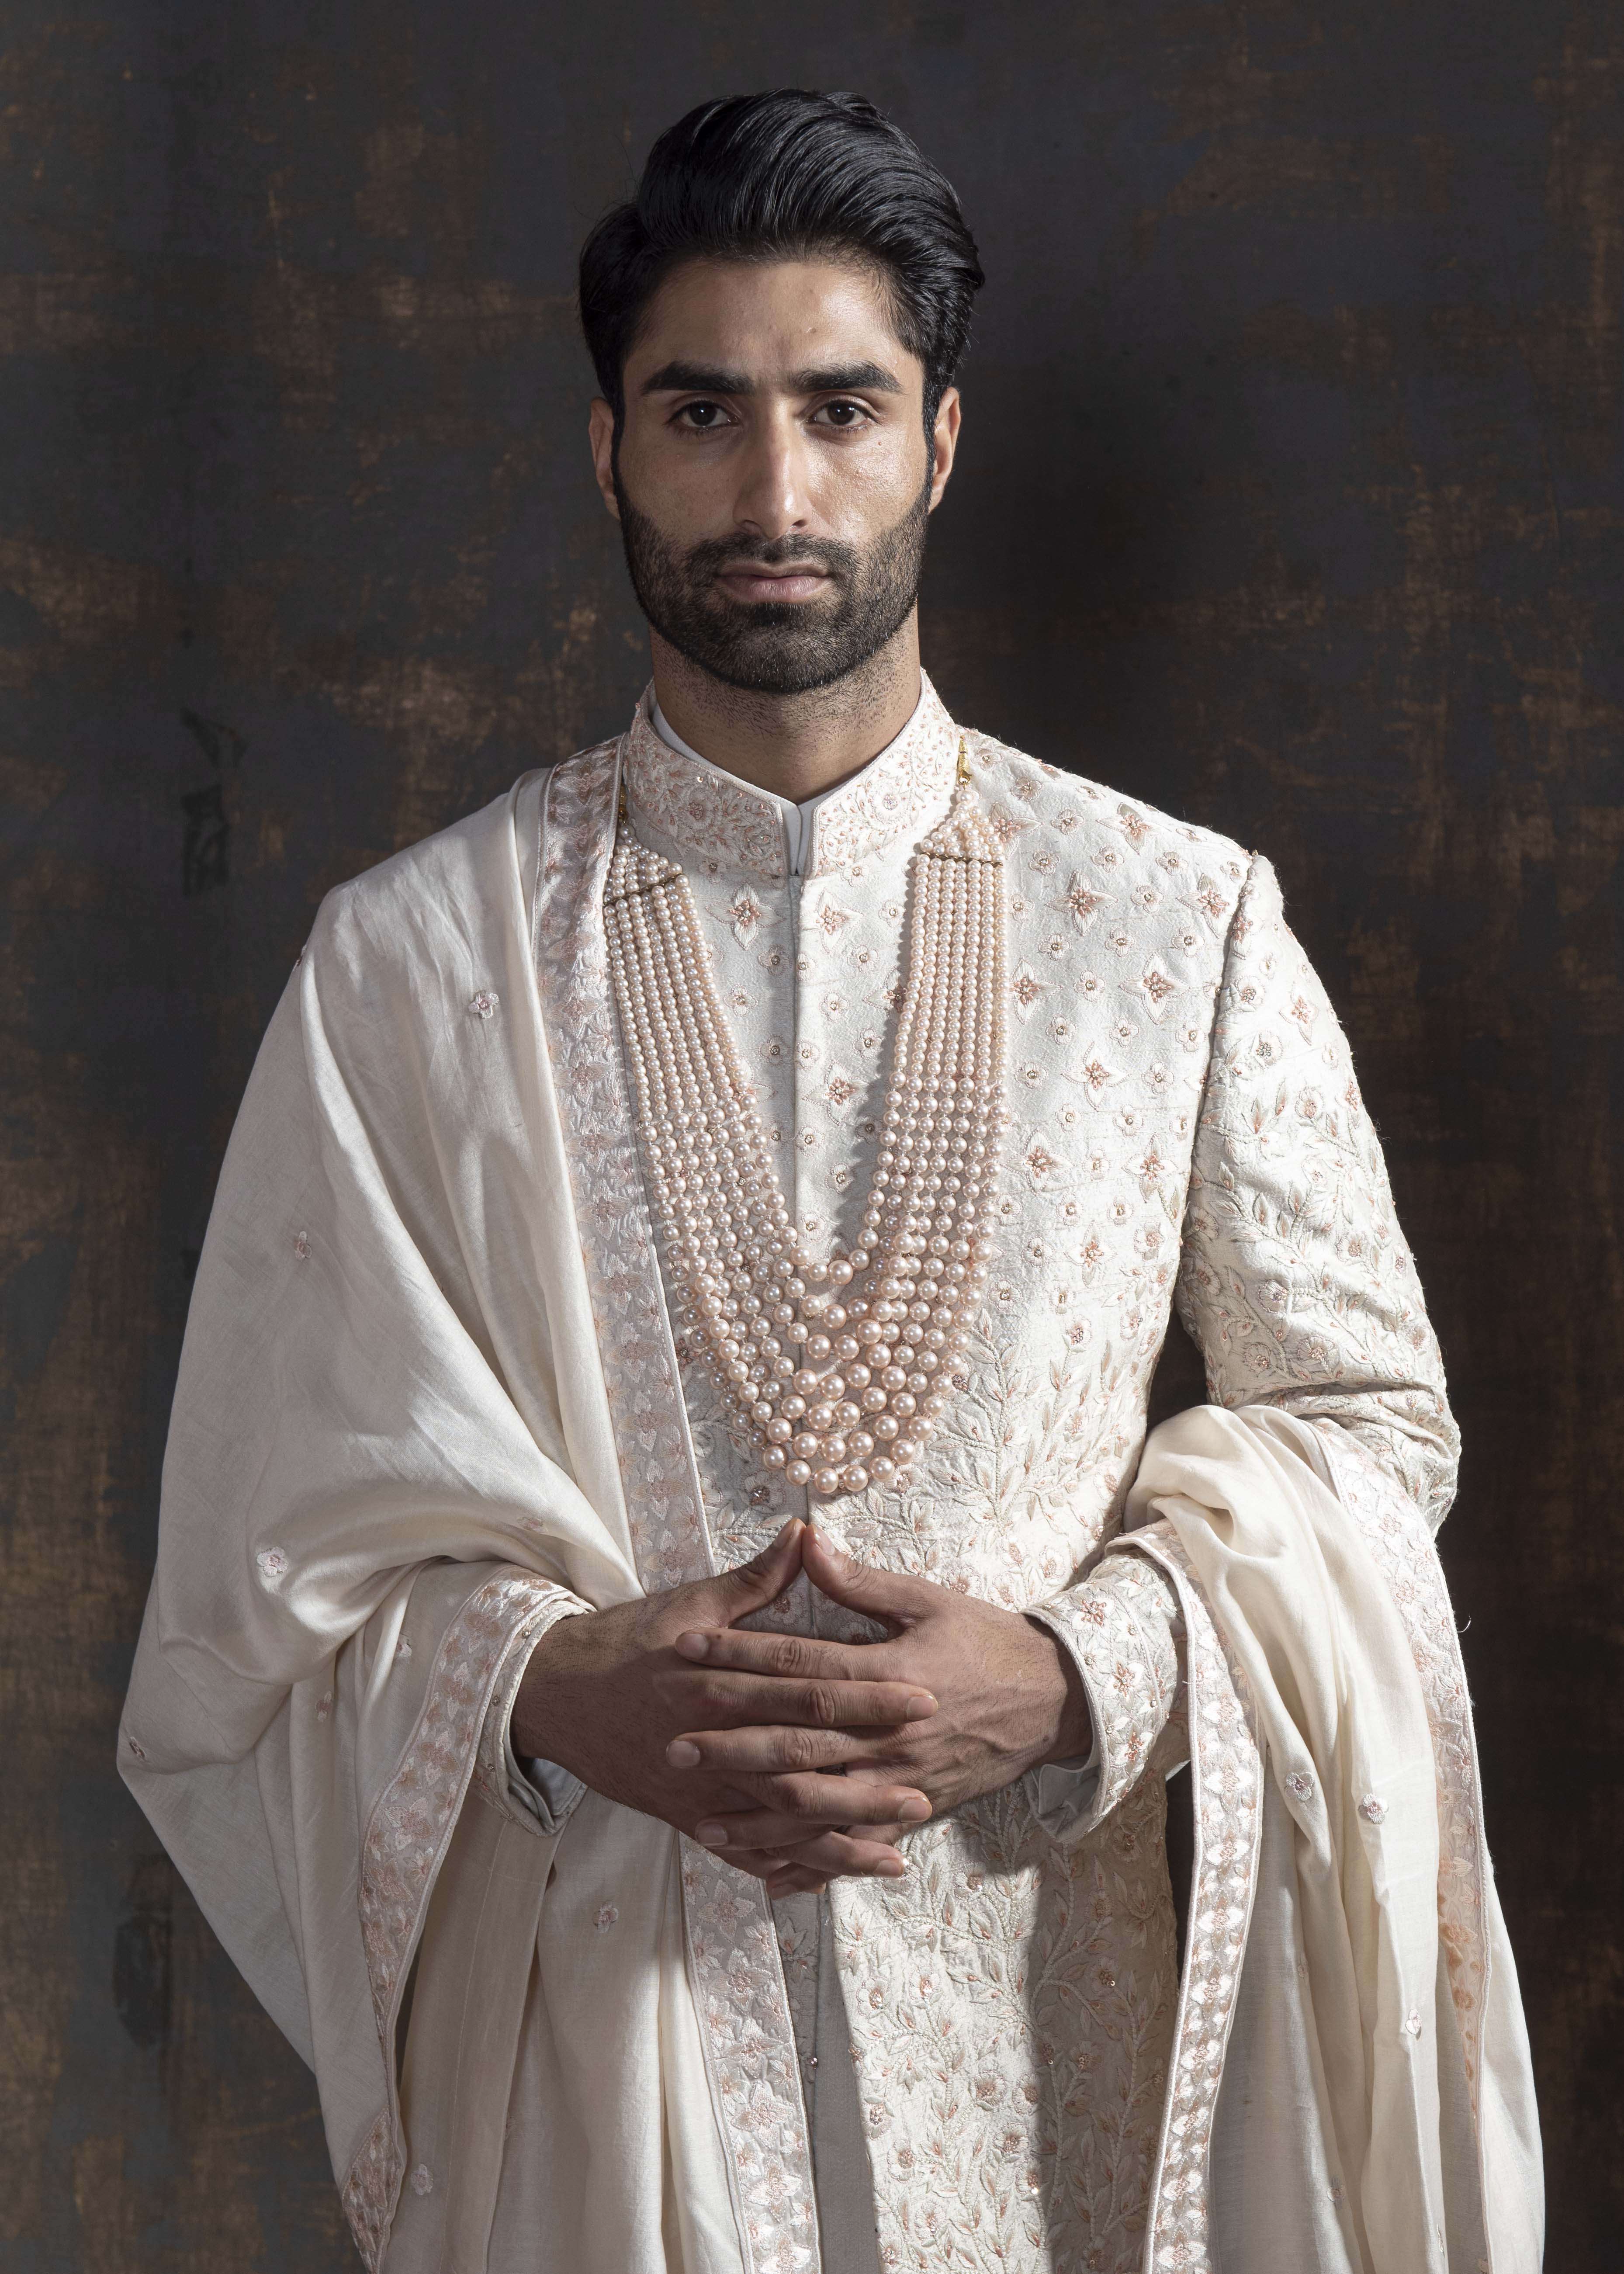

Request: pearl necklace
left=605, top=750, right=1008, bottom=1498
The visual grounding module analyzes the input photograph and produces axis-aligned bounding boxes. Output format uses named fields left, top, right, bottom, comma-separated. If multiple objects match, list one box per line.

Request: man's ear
left=927, top=385, right=961, bottom=513
left=588, top=398, right=621, bottom=521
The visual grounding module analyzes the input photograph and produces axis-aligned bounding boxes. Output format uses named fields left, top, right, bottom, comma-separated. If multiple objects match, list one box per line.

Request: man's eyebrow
left=642, top=361, right=754, bottom=396
left=791, top=361, right=902, bottom=395
left=639, top=358, right=904, bottom=398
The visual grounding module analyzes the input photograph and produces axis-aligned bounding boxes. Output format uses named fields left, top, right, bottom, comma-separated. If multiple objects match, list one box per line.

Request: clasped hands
left=511, top=1519, right=1091, bottom=1898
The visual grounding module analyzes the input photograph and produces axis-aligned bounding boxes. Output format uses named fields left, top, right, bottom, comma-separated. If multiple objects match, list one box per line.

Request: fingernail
left=904, top=1694, right=938, bottom=1721
left=696, top=1823, right=728, bottom=1848
left=675, top=1632, right=710, bottom=1660
left=667, top=1740, right=700, bottom=1768
left=898, top=1796, right=931, bottom=1822
left=879, top=1856, right=906, bottom=1877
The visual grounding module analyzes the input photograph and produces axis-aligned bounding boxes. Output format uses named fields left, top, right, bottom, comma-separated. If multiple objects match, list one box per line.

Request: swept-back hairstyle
left=578, top=90, right=984, bottom=433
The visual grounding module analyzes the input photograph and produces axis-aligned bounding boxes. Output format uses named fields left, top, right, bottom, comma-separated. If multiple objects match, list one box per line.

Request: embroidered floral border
left=1313, top=1427, right=1489, bottom=2107
left=1132, top=1536, right=1265, bottom=2274
left=535, top=748, right=821, bottom=2274
left=533, top=742, right=714, bottom=1592
left=474, top=1588, right=592, bottom=1822
left=625, top=707, right=789, bottom=880
left=339, top=2106, right=396, bottom=2274
left=346, top=1568, right=573, bottom=2270
left=1031, top=1547, right=1184, bottom=1823
left=622, top=678, right=960, bottom=882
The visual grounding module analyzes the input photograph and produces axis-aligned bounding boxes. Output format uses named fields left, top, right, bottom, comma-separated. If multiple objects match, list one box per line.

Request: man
left=121, top=90, right=1541, bottom=2274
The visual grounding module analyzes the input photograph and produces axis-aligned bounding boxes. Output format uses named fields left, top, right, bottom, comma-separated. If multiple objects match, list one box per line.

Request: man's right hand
left=509, top=1521, right=937, bottom=1891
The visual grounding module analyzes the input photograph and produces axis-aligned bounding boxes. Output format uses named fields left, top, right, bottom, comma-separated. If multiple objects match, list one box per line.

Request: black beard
left=613, top=471, right=930, bottom=696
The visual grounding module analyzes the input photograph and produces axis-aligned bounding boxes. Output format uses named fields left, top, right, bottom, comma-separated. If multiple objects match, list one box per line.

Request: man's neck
left=648, top=617, right=923, bottom=802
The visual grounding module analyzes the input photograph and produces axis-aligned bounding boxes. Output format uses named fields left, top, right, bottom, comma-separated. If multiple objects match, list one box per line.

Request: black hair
left=578, top=91, right=984, bottom=433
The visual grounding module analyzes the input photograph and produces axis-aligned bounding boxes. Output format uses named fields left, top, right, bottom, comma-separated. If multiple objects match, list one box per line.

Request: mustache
left=682, top=533, right=857, bottom=582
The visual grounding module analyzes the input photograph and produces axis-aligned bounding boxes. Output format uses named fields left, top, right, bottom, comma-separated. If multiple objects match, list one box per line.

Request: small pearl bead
left=786, top=1461, right=812, bottom=1486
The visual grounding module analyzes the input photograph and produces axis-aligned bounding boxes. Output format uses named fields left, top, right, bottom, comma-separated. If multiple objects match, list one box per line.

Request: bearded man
left=120, top=89, right=1542, bottom=2274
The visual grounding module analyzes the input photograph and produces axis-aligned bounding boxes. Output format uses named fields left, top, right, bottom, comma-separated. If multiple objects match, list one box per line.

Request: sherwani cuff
left=1027, top=1538, right=1186, bottom=1836
left=472, top=1584, right=593, bottom=1836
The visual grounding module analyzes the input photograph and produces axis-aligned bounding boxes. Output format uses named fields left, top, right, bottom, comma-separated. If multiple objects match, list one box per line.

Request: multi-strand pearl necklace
left=605, top=749, right=1008, bottom=1498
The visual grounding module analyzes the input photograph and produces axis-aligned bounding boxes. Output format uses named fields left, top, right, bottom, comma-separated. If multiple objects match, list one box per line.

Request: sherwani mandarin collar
left=622, top=671, right=961, bottom=881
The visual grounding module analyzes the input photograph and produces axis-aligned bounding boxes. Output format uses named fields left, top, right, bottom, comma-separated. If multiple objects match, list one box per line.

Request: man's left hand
left=666, top=1526, right=1091, bottom=1894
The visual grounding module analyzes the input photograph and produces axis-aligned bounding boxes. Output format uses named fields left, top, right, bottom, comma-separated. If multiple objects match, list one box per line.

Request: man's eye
left=816, top=400, right=869, bottom=428
left=677, top=401, right=728, bottom=429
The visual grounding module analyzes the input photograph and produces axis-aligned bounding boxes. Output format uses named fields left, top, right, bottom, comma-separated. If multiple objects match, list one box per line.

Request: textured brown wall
left=2, top=2, right=1618, bottom=2265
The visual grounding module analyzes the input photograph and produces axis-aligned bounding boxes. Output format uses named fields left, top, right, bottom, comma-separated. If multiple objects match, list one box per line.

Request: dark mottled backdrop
left=2, top=0, right=1618, bottom=2264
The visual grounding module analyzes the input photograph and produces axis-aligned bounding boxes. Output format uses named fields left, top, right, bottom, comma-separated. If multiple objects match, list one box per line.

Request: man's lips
left=713, top=564, right=832, bottom=603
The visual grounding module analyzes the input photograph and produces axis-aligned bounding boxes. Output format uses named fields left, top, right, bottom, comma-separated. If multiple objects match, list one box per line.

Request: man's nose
left=731, top=411, right=812, bottom=541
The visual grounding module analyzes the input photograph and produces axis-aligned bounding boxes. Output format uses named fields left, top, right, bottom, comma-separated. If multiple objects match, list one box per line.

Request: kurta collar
left=622, top=672, right=960, bottom=880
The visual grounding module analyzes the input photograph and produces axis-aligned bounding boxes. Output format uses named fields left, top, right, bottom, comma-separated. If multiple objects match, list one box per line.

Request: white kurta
left=119, top=677, right=1542, bottom=2274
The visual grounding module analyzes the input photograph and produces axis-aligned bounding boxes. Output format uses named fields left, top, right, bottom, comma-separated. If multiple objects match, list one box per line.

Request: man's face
left=590, top=257, right=959, bottom=695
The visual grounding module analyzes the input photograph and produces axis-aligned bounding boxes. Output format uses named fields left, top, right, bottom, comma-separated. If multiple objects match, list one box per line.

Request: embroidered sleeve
left=1175, top=855, right=1460, bottom=1532
left=471, top=1586, right=592, bottom=1833
left=1027, top=1538, right=1188, bottom=1836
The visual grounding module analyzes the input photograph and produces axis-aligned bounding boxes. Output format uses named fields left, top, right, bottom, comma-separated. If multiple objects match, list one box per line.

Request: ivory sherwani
left=119, top=677, right=1541, bottom=2274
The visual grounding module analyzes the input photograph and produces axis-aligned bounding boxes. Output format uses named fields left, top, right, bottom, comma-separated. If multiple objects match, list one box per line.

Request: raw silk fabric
left=118, top=774, right=740, bottom=2269
left=1126, top=1407, right=1542, bottom=2274
left=119, top=691, right=1543, bottom=2274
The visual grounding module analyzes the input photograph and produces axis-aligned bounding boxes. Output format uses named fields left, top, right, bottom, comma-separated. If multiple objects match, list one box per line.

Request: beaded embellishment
left=605, top=750, right=1008, bottom=1498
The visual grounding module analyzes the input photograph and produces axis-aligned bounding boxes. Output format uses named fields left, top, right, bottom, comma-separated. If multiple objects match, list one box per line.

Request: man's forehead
left=627, top=255, right=920, bottom=390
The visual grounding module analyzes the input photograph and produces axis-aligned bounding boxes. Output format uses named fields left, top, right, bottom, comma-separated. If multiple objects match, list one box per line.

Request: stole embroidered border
left=340, top=2107, right=397, bottom=2273
left=1131, top=1537, right=1265, bottom=2274
left=1127, top=1435, right=1493, bottom=2274
left=1312, top=1430, right=1491, bottom=2109
left=344, top=1570, right=576, bottom=2269
left=535, top=745, right=823, bottom=2274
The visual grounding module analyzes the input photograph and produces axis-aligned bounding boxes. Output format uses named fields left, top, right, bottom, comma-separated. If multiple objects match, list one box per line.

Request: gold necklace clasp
left=956, top=736, right=971, bottom=787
